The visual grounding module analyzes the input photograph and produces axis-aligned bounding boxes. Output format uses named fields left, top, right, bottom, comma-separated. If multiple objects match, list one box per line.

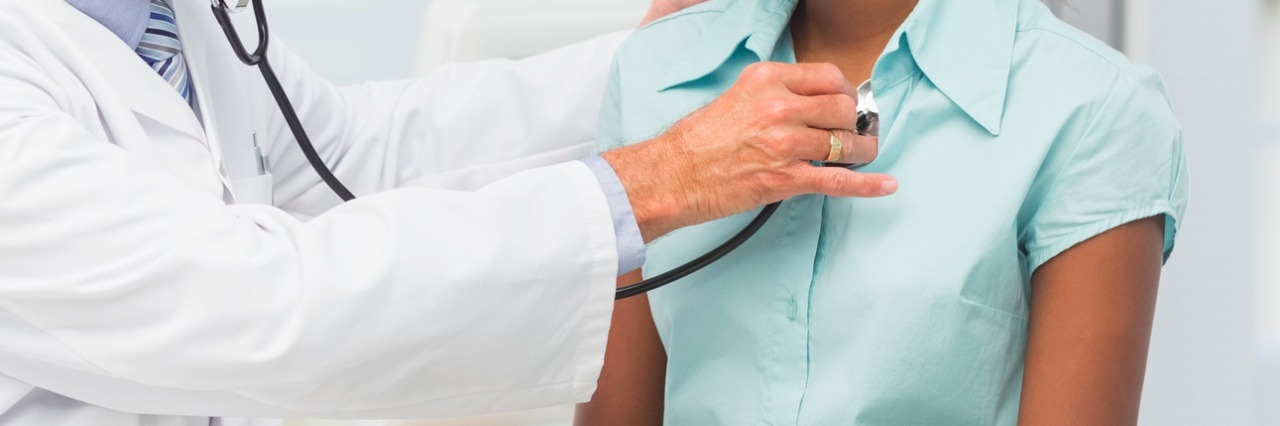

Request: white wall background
left=1126, top=0, right=1269, bottom=424
left=266, top=0, right=435, bottom=85
left=1259, top=1, right=1280, bottom=424
left=263, top=0, right=1279, bottom=424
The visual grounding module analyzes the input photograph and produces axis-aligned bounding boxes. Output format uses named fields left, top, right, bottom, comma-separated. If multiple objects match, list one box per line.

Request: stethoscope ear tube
left=214, top=1, right=874, bottom=299
left=615, top=202, right=782, bottom=299
left=213, top=0, right=357, bottom=201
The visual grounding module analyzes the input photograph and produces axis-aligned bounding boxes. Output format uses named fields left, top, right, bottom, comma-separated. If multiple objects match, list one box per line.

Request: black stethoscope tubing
left=211, top=0, right=790, bottom=300
left=211, top=0, right=356, bottom=202
left=614, top=203, right=780, bottom=299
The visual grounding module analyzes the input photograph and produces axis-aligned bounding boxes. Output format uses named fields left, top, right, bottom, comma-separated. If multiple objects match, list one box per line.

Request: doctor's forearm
left=260, top=32, right=628, bottom=211
left=0, top=104, right=620, bottom=416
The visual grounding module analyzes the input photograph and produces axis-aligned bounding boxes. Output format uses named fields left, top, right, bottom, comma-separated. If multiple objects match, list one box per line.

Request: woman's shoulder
left=1011, top=3, right=1175, bottom=118
left=601, top=0, right=751, bottom=148
left=640, top=0, right=736, bottom=30
left=613, top=0, right=735, bottom=74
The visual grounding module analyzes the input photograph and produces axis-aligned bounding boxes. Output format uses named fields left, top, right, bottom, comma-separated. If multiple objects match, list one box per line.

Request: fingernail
left=880, top=179, right=898, bottom=194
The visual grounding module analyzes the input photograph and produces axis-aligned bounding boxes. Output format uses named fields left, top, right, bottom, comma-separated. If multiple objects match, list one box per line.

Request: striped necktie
left=136, top=0, right=192, bottom=103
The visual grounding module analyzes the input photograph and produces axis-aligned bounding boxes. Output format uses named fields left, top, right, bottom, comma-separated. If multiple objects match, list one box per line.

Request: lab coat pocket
left=230, top=173, right=274, bottom=205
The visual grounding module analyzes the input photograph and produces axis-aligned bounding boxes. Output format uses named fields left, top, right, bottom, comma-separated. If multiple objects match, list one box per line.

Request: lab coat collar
left=658, top=0, right=1017, bottom=135
left=55, top=2, right=209, bottom=144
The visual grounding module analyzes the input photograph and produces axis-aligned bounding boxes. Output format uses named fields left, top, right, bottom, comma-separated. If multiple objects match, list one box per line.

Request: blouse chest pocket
left=955, top=227, right=1030, bottom=321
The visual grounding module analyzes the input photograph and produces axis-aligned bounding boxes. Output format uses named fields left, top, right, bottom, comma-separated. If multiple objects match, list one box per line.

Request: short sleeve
left=1022, top=67, right=1189, bottom=272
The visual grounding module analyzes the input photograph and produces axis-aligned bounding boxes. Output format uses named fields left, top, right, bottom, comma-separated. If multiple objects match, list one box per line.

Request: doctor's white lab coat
left=0, top=0, right=628, bottom=424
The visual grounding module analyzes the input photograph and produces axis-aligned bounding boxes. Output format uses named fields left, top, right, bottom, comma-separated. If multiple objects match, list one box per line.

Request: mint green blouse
left=597, top=0, right=1189, bottom=424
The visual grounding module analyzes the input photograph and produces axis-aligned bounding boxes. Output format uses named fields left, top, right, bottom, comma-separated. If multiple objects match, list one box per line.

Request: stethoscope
left=210, top=0, right=880, bottom=300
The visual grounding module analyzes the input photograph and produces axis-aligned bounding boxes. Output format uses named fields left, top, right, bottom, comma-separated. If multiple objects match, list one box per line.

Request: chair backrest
left=415, top=0, right=648, bottom=75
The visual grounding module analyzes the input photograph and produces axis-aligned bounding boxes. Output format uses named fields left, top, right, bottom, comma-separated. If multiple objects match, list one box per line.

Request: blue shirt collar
left=67, top=0, right=152, bottom=50
left=658, top=0, right=1018, bottom=135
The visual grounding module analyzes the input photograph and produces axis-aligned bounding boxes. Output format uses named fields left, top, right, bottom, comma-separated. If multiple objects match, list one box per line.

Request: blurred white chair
left=415, top=0, right=649, bottom=75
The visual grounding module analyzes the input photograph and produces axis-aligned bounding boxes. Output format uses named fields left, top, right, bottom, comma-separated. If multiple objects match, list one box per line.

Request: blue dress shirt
left=599, top=0, right=1189, bottom=423
left=66, top=0, right=149, bottom=51
left=68, top=0, right=645, bottom=275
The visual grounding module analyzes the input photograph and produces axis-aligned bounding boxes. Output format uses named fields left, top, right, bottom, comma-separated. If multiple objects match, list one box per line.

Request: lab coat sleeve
left=259, top=31, right=631, bottom=216
left=0, top=40, right=618, bottom=418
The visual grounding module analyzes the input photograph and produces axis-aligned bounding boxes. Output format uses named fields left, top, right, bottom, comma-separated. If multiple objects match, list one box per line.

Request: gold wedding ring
left=825, top=130, right=842, bottom=163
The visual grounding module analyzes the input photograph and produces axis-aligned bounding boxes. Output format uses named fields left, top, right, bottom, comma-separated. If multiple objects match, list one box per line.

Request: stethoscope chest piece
left=617, top=81, right=882, bottom=299
left=821, top=80, right=879, bottom=169
left=856, top=80, right=879, bottom=138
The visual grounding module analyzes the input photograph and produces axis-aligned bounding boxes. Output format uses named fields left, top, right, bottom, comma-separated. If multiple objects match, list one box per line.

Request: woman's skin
left=790, top=0, right=917, bottom=85
left=575, top=272, right=667, bottom=426
left=577, top=1, right=1166, bottom=425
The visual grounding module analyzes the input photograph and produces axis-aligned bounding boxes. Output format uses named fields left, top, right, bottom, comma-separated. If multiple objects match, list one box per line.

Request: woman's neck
left=791, top=0, right=918, bottom=84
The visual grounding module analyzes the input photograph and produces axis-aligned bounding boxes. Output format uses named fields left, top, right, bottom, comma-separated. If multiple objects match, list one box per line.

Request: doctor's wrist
left=600, top=143, right=687, bottom=244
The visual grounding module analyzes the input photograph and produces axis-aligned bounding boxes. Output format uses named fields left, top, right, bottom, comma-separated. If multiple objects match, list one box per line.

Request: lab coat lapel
left=57, top=6, right=209, bottom=145
left=173, top=0, right=277, bottom=193
left=172, top=0, right=237, bottom=190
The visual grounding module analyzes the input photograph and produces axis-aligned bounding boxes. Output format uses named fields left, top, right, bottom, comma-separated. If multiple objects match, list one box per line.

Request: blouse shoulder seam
left=1014, top=26, right=1131, bottom=74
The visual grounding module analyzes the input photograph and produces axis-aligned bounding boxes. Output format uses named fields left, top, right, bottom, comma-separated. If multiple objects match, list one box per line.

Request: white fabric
left=416, top=0, right=647, bottom=75
left=0, top=0, right=628, bottom=423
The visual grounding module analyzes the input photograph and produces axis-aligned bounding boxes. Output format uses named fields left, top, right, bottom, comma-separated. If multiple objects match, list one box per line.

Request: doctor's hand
left=640, top=0, right=709, bottom=27
left=602, top=62, right=895, bottom=243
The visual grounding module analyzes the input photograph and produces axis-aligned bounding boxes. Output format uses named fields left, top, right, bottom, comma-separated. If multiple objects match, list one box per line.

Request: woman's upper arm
left=576, top=271, right=666, bottom=426
left=1016, top=67, right=1187, bottom=424
left=1019, top=216, right=1164, bottom=425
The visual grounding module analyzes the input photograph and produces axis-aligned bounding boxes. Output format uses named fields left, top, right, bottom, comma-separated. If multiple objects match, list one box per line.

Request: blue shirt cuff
left=580, top=156, right=646, bottom=275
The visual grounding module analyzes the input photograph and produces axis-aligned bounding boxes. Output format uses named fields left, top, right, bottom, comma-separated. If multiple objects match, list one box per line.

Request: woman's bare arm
left=575, top=271, right=667, bottom=426
left=1018, top=216, right=1165, bottom=425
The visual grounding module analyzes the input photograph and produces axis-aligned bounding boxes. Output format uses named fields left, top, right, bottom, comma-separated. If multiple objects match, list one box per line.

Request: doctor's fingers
left=786, top=93, right=860, bottom=131
left=796, top=166, right=899, bottom=198
left=782, top=128, right=879, bottom=165
left=759, top=62, right=857, bottom=97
